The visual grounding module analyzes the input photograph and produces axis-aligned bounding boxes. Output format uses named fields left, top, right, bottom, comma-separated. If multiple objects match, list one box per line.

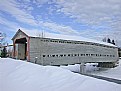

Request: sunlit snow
left=0, top=58, right=121, bottom=91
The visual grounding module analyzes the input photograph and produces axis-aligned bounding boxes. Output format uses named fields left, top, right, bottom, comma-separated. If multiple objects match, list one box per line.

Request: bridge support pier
left=80, top=63, right=85, bottom=74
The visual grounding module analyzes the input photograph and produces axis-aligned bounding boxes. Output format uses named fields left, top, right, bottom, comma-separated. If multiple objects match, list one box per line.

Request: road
left=80, top=73, right=121, bottom=85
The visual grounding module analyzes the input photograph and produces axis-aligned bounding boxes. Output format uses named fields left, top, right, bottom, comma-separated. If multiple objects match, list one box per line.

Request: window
left=60, top=55, right=63, bottom=57
left=47, top=55, right=50, bottom=57
left=74, top=54, right=77, bottom=56
left=71, top=54, right=74, bottom=57
left=91, top=54, right=95, bottom=56
left=77, top=54, right=79, bottom=56
left=81, top=54, right=85, bottom=56
left=86, top=54, right=89, bottom=56
left=43, top=55, right=46, bottom=57
left=67, top=41, right=71, bottom=43
left=61, top=41, right=64, bottom=43
left=52, top=55, right=55, bottom=57
left=107, top=55, right=109, bottom=57
left=68, top=54, right=71, bottom=56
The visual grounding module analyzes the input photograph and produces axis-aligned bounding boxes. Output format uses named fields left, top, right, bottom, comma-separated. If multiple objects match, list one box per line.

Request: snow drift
left=0, top=58, right=121, bottom=91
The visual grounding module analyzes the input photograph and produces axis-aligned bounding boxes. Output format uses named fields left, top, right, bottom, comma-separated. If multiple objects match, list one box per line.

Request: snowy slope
left=0, top=58, right=121, bottom=91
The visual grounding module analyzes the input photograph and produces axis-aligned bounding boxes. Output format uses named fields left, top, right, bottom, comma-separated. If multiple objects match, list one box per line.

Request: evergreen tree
left=107, top=38, right=111, bottom=43
left=112, top=40, right=115, bottom=45
left=1, top=47, right=7, bottom=58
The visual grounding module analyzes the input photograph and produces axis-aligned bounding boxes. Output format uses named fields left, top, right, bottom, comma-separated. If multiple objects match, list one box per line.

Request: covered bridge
left=12, top=29, right=119, bottom=67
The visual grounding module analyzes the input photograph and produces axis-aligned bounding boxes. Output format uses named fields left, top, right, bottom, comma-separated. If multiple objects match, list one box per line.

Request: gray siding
left=29, top=37, right=118, bottom=65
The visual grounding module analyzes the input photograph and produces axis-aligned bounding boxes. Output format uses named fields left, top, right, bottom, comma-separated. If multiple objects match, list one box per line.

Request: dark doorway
left=15, top=38, right=27, bottom=60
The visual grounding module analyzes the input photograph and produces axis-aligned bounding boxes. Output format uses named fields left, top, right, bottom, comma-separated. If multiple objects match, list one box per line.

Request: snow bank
left=60, top=64, right=80, bottom=72
left=0, top=58, right=121, bottom=91
left=60, top=63, right=99, bottom=73
left=61, top=60, right=121, bottom=80
left=92, top=59, right=121, bottom=80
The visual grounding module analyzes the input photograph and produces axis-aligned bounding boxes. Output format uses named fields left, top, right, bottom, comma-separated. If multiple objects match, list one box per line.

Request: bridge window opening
left=86, top=54, right=89, bottom=56
left=47, top=55, right=50, bottom=57
left=68, top=54, right=71, bottom=56
left=43, top=55, right=46, bottom=57
left=71, top=54, right=74, bottom=57
left=107, top=55, right=109, bottom=57
left=60, top=55, right=63, bottom=57
left=74, top=54, right=77, bottom=56
left=52, top=55, right=55, bottom=57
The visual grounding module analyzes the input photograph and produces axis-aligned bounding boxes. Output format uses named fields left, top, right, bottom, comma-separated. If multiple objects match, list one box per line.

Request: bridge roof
left=13, top=29, right=117, bottom=47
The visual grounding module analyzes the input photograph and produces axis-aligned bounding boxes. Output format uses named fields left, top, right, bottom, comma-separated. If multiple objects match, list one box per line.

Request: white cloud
left=19, top=27, right=44, bottom=37
left=34, top=0, right=49, bottom=4
left=0, top=0, right=79, bottom=36
left=54, top=0, right=121, bottom=25
left=0, top=16, right=20, bottom=32
left=0, top=0, right=37, bottom=26
left=42, top=22, right=79, bottom=35
left=21, top=0, right=31, bottom=3
left=19, top=20, right=80, bottom=36
left=53, top=0, right=121, bottom=46
left=27, top=6, right=34, bottom=11
left=1, top=0, right=121, bottom=47
left=33, top=0, right=50, bottom=7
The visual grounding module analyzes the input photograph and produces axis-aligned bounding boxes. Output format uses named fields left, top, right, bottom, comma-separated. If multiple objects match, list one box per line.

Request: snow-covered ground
left=61, top=59, right=121, bottom=80
left=0, top=58, right=121, bottom=91
left=91, top=59, right=121, bottom=80
left=60, top=63, right=99, bottom=73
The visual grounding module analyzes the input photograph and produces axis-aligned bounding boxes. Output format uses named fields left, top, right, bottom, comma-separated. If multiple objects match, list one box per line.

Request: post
left=80, top=63, right=85, bottom=74
left=35, top=57, right=38, bottom=64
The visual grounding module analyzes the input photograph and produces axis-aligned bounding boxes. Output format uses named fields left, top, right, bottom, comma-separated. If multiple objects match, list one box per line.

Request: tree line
left=0, top=32, right=7, bottom=58
left=102, top=37, right=115, bottom=45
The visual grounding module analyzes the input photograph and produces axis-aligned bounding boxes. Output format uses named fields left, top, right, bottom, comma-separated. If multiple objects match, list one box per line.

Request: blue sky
left=0, top=0, right=121, bottom=47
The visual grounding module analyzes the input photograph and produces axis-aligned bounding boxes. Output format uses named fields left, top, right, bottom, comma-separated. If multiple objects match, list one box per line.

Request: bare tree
left=0, top=32, right=7, bottom=47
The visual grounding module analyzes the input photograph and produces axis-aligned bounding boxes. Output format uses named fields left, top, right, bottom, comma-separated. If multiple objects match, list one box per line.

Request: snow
left=60, top=64, right=80, bottom=73
left=92, top=59, right=121, bottom=80
left=60, top=63, right=99, bottom=73
left=0, top=58, right=121, bottom=91
left=22, top=29, right=116, bottom=47
left=61, top=59, right=121, bottom=80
